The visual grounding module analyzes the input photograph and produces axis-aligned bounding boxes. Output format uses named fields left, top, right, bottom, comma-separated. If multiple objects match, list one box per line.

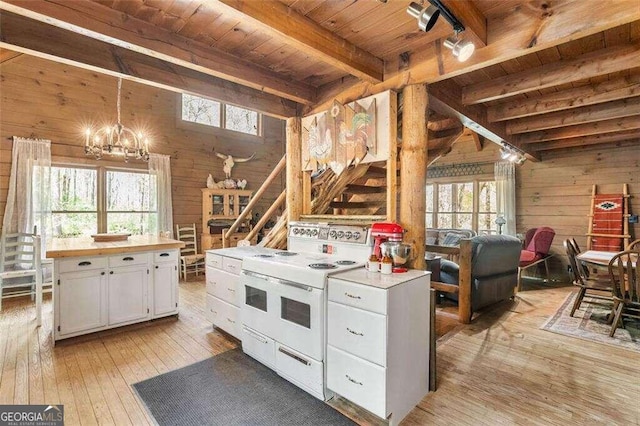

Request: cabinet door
left=108, top=266, right=149, bottom=325
left=153, top=262, right=178, bottom=316
left=59, top=269, right=107, bottom=335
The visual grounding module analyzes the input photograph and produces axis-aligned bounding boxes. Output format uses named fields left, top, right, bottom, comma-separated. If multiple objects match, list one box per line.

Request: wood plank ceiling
left=0, top=0, right=639, bottom=158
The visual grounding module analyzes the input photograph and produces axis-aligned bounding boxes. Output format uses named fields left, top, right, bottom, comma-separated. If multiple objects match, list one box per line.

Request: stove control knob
left=304, top=229, right=310, bottom=235
left=293, top=228, right=299, bottom=235
left=329, top=230, right=337, bottom=238
left=345, top=231, right=353, bottom=239
left=312, top=229, right=319, bottom=236
left=337, top=231, right=345, bottom=239
left=353, top=232, right=361, bottom=240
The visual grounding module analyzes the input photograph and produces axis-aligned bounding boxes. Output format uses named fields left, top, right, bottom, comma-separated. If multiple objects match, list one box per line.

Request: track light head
left=500, top=147, right=511, bottom=160
left=407, top=2, right=440, bottom=32
left=443, top=36, right=475, bottom=62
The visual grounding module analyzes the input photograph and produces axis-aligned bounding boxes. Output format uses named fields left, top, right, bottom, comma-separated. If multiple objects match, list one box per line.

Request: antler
left=233, top=153, right=256, bottom=163
left=215, top=152, right=228, bottom=160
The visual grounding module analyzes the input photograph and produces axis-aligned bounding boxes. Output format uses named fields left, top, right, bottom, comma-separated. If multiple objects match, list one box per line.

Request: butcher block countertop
left=46, top=235, right=185, bottom=258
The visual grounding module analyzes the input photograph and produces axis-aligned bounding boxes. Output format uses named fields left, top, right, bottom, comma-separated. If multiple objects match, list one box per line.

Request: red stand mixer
left=371, top=222, right=412, bottom=272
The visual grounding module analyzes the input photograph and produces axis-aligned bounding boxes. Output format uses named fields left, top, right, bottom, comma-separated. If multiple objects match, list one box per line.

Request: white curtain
left=495, top=161, right=516, bottom=236
left=148, top=154, right=174, bottom=238
left=2, top=137, right=51, bottom=248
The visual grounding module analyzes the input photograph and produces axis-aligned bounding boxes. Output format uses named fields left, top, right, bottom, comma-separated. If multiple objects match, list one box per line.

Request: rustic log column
left=286, top=117, right=303, bottom=223
left=400, top=84, right=427, bottom=270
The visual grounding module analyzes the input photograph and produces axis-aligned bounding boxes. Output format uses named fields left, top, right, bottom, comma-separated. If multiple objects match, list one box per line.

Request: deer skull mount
left=215, top=151, right=256, bottom=179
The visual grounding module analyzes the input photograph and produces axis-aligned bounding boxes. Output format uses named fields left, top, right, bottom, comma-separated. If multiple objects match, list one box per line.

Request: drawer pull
left=347, top=327, right=364, bottom=336
left=227, top=288, right=235, bottom=292
left=211, top=310, right=217, bottom=315
left=123, top=256, right=134, bottom=261
left=101, top=271, right=105, bottom=276
left=244, top=328, right=268, bottom=344
left=159, top=253, right=170, bottom=257
left=155, top=266, right=159, bottom=269
left=227, top=318, right=236, bottom=324
left=344, top=292, right=361, bottom=299
left=78, top=261, right=92, bottom=266
left=345, top=374, right=363, bottom=386
left=278, top=347, right=311, bottom=366
left=227, top=264, right=237, bottom=270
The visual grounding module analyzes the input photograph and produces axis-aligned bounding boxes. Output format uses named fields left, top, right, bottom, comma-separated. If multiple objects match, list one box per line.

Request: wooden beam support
left=214, top=0, right=383, bottom=83
left=529, top=130, right=640, bottom=152
left=427, top=127, right=464, bottom=166
left=507, top=97, right=640, bottom=135
left=310, top=0, right=640, bottom=114
left=463, top=45, right=640, bottom=105
left=440, top=0, right=486, bottom=47
left=387, top=92, right=398, bottom=223
left=0, top=11, right=299, bottom=119
left=471, top=130, right=484, bottom=151
left=400, top=84, right=427, bottom=270
left=488, top=73, right=640, bottom=122
left=1, top=0, right=316, bottom=105
left=516, top=116, right=640, bottom=144
left=286, top=117, right=303, bottom=224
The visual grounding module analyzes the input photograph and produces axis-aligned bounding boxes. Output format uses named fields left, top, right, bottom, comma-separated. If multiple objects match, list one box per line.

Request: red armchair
left=517, top=227, right=556, bottom=290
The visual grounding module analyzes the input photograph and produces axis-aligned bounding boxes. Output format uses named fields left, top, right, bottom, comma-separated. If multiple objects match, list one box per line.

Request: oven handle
left=278, top=346, right=311, bottom=366
left=274, top=278, right=313, bottom=292
left=243, top=327, right=268, bottom=344
left=241, top=270, right=270, bottom=281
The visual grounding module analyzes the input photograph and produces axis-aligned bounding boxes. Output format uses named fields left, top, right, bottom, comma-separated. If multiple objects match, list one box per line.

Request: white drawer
left=207, top=296, right=240, bottom=339
left=154, top=250, right=178, bottom=263
left=58, top=256, right=108, bottom=273
left=206, top=294, right=219, bottom=323
left=275, top=343, right=324, bottom=400
left=328, top=278, right=387, bottom=315
left=206, top=253, right=223, bottom=269
left=109, top=252, right=149, bottom=268
left=206, top=267, right=240, bottom=306
left=222, top=257, right=241, bottom=275
left=242, top=326, right=275, bottom=369
left=327, top=345, right=387, bottom=419
left=328, top=301, right=387, bottom=367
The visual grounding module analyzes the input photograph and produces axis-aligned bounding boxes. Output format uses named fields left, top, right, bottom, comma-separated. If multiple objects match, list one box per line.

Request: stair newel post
left=286, top=117, right=303, bottom=224
left=400, top=84, right=427, bottom=270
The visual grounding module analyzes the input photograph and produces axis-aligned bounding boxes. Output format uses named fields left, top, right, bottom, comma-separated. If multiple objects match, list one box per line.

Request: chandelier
left=84, top=78, right=150, bottom=162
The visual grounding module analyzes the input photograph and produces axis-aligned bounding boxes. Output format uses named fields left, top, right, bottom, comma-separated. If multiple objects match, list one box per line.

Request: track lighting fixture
left=407, top=2, right=440, bottom=32
left=500, top=143, right=526, bottom=165
left=443, top=36, right=475, bottom=62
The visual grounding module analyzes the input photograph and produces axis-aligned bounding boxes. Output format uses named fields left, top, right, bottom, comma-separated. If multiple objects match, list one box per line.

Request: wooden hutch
left=201, top=188, right=257, bottom=250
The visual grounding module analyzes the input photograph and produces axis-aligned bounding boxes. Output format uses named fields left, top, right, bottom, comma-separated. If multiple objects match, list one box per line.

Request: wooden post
left=286, top=117, right=303, bottom=223
left=458, top=239, right=473, bottom=324
left=400, top=84, right=427, bottom=270
left=387, top=91, right=398, bottom=222
left=302, top=171, right=312, bottom=215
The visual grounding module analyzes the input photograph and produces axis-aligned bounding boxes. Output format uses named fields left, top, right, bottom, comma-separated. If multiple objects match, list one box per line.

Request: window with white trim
left=181, top=93, right=260, bottom=136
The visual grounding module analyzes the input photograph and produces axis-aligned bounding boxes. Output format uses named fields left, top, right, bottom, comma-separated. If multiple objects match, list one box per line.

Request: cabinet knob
left=155, top=265, right=159, bottom=269
left=109, top=271, right=114, bottom=275
left=101, top=271, right=105, bottom=276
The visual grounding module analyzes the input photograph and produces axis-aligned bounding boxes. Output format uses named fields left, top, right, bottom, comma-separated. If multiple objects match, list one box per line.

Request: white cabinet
left=205, top=251, right=242, bottom=340
left=58, top=268, right=107, bottom=335
left=326, top=270, right=431, bottom=426
left=108, top=265, right=149, bottom=325
left=54, top=249, right=180, bottom=341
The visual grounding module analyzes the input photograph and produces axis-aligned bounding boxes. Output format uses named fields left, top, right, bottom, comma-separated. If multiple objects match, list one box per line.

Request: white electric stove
left=239, top=222, right=372, bottom=400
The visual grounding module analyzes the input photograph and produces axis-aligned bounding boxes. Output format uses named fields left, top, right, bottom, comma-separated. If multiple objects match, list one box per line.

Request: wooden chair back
left=175, top=224, right=199, bottom=256
left=1, top=232, right=39, bottom=273
left=627, top=239, right=640, bottom=251
left=608, top=250, right=640, bottom=303
left=564, top=239, right=586, bottom=285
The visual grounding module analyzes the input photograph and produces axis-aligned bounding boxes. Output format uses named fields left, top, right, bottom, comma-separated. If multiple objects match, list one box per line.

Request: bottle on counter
left=367, top=253, right=380, bottom=272
left=380, top=254, right=393, bottom=275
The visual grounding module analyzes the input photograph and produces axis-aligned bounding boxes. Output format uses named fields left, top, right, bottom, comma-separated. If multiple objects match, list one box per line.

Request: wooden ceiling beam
left=470, top=130, right=484, bottom=151
left=311, top=0, right=640, bottom=114
left=515, top=116, right=640, bottom=144
left=0, top=0, right=316, bottom=105
left=0, top=11, right=299, bottom=119
left=439, top=0, right=487, bottom=47
left=529, top=130, right=640, bottom=152
left=507, top=97, right=640, bottom=135
left=213, top=0, right=383, bottom=83
left=488, top=73, right=640, bottom=122
left=463, top=44, right=640, bottom=105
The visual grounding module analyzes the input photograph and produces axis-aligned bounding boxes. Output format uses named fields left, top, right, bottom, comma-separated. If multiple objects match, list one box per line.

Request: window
left=426, top=180, right=498, bottom=234
left=50, top=166, right=156, bottom=238
left=181, top=94, right=260, bottom=136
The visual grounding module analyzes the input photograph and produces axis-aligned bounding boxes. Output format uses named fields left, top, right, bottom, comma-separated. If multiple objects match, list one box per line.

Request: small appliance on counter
left=370, top=222, right=404, bottom=259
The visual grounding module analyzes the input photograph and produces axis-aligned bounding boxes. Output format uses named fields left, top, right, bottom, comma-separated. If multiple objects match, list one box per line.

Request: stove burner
left=335, top=260, right=357, bottom=265
left=308, top=263, right=338, bottom=270
left=274, top=251, right=298, bottom=256
left=253, top=254, right=274, bottom=258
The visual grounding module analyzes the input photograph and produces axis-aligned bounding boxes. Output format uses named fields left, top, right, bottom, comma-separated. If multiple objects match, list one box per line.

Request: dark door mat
left=133, top=348, right=356, bottom=425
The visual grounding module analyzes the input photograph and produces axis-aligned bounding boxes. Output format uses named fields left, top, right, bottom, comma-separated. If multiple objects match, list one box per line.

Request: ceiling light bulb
left=508, top=152, right=519, bottom=162
left=500, top=147, right=511, bottom=160
left=443, top=36, right=475, bottom=62
left=407, top=2, right=440, bottom=32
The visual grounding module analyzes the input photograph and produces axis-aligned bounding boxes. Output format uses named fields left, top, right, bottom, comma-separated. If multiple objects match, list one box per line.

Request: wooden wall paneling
left=0, top=55, right=285, bottom=243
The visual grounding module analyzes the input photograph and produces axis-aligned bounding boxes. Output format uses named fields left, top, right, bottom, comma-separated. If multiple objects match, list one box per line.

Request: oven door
left=274, top=278, right=324, bottom=361
left=241, top=270, right=277, bottom=337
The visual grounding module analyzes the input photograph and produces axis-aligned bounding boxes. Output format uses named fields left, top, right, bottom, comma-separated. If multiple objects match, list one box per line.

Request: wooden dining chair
left=607, top=250, right=640, bottom=337
left=627, top=239, right=640, bottom=250
left=175, top=224, right=205, bottom=281
left=564, top=239, right=612, bottom=317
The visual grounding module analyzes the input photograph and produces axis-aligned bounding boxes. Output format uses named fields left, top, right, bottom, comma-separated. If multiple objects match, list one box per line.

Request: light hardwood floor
left=1, top=279, right=638, bottom=425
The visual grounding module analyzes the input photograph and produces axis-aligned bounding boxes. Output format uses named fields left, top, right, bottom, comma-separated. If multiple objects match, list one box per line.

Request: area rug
left=541, top=291, right=640, bottom=352
left=132, top=348, right=355, bottom=426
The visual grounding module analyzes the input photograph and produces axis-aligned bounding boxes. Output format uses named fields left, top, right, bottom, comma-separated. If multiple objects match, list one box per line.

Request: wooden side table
left=425, top=255, right=441, bottom=281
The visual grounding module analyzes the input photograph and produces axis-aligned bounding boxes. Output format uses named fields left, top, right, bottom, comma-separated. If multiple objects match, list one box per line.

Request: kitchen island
left=47, top=235, right=184, bottom=341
